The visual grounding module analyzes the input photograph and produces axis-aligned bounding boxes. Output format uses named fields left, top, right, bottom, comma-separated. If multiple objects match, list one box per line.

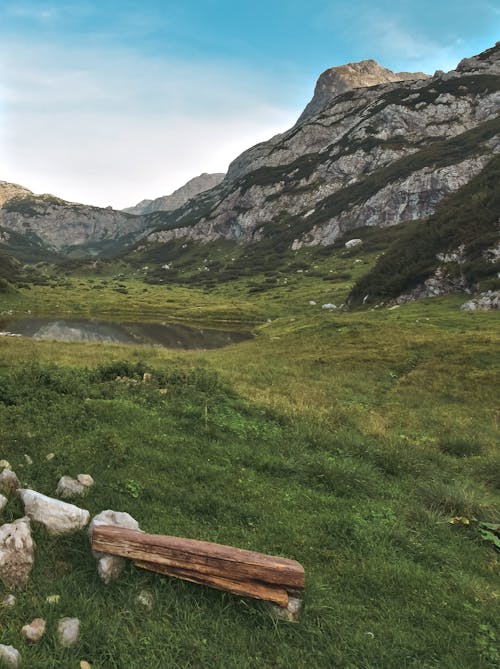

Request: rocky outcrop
left=141, top=43, right=500, bottom=252
left=0, top=181, right=33, bottom=207
left=0, top=192, right=150, bottom=253
left=296, top=60, right=428, bottom=125
left=124, top=173, right=225, bottom=215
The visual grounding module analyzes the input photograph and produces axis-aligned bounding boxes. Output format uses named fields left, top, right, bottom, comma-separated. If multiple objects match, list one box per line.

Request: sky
left=0, top=1, right=498, bottom=209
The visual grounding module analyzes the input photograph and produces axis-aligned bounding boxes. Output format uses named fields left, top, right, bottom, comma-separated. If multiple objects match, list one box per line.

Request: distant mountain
left=123, top=173, right=225, bottom=215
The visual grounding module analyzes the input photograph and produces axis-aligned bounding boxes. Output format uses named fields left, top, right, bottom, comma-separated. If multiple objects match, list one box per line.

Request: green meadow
left=0, top=257, right=499, bottom=668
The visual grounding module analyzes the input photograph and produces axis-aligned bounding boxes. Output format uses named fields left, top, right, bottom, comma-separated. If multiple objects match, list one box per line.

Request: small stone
left=77, top=474, right=94, bottom=488
left=18, top=489, right=90, bottom=535
left=45, top=453, right=55, bottom=461
left=56, top=476, right=86, bottom=498
left=80, top=662, right=92, bottom=669
left=22, top=617, right=46, bottom=642
left=57, top=617, right=80, bottom=647
left=89, top=510, right=141, bottom=584
left=308, top=300, right=316, bottom=305
left=0, top=645, right=21, bottom=668
left=322, top=303, right=337, bottom=311
left=0, top=460, right=11, bottom=469
left=0, top=493, right=7, bottom=512
left=268, top=596, right=303, bottom=622
left=24, top=454, right=33, bottom=465
left=0, top=517, right=34, bottom=589
left=136, top=590, right=154, bottom=612
left=0, top=469, right=21, bottom=496
left=1, top=594, right=16, bottom=608
left=46, top=594, right=60, bottom=604
left=143, top=373, right=152, bottom=383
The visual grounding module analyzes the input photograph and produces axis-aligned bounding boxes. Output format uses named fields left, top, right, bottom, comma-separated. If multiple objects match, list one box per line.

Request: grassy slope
left=0, top=269, right=499, bottom=669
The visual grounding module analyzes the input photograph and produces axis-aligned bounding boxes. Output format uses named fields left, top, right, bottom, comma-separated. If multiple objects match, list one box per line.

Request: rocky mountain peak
left=296, top=59, right=429, bottom=124
left=0, top=181, right=33, bottom=207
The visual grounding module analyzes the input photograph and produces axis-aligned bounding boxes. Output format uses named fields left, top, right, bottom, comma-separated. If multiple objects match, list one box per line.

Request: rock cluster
left=461, top=290, right=500, bottom=311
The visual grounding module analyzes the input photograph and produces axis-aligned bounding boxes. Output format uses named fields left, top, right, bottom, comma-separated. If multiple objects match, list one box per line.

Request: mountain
left=137, top=43, right=499, bottom=261
left=123, top=173, right=225, bottom=215
left=0, top=189, right=151, bottom=258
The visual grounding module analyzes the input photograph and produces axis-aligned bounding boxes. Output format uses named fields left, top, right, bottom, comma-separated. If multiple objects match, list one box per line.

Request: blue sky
left=1, top=1, right=498, bottom=208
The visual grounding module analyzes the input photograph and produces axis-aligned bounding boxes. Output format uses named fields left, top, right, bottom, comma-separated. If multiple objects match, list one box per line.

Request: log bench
left=92, top=526, right=305, bottom=617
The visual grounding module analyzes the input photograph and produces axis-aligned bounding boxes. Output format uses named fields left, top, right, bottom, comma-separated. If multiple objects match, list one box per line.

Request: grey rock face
left=124, top=173, right=225, bottom=215
left=461, top=290, right=500, bottom=311
left=18, top=489, right=90, bottom=535
left=0, top=517, right=34, bottom=589
left=88, top=509, right=141, bottom=584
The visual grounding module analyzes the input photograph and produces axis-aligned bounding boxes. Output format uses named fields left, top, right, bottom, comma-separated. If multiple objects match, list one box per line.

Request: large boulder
left=88, top=510, right=140, bottom=584
left=0, top=517, right=34, bottom=589
left=18, top=489, right=90, bottom=535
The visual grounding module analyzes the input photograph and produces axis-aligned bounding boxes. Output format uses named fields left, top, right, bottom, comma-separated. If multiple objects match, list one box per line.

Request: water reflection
left=0, top=317, right=251, bottom=349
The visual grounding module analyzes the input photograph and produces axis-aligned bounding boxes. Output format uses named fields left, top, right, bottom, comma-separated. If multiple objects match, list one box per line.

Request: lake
left=0, top=317, right=252, bottom=349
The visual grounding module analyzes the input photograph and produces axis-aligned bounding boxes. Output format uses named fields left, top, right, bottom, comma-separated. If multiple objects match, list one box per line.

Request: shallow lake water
left=0, top=317, right=252, bottom=349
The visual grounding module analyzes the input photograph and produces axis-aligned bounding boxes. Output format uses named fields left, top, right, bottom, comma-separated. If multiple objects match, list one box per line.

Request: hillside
left=132, top=42, right=499, bottom=299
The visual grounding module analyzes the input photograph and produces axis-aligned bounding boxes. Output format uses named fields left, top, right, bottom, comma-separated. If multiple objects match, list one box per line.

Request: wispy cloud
left=0, top=41, right=298, bottom=208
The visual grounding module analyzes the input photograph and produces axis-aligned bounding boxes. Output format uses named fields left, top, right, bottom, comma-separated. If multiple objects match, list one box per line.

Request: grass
left=0, top=265, right=498, bottom=668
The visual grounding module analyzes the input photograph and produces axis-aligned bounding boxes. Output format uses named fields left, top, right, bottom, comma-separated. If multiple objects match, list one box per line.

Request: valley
left=0, top=39, right=499, bottom=669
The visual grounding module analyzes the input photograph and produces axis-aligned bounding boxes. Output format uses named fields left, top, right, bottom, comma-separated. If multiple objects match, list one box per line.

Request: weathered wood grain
left=92, top=525, right=305, bottom=596
left=135, top=559, right=290, bottom=606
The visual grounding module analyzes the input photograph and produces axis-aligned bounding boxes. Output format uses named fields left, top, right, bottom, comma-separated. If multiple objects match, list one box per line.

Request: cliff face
left=123, top=173, right=226, bottom=215
left=142, top=43, right=500, bottom=251
left=0, top=193, right=149, bottom=254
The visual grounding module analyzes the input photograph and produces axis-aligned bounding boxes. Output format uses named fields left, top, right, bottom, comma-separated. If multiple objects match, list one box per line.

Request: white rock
left=268, top=596, right=303, bottom=622
left=1, top=594, right=16, bottom=608
left=77, top=474, right=94, bottom=488
left=136, top=590, right=154, bottom=612
left=308, top=300, right=317, bottom=305
left=88, top=510, right=141, bottom=584
left=345, top=238, right=363, bottom=248
left=0, top=645, right=21, bottom=668
left=0, top=469, right=21, bottom=495
left=57, top=617, right=80, bottom=647
left=56, top=476, right=86, bottom=498
left=22, top=617, right=46, bottom=642
left=0, top=493, right=7, bottom=512
left=45, top=453, right=55, bottom=461
left=0, top=517, right=34, bottom=589
left=18, top=489, right=90, bottom=535
left=322, top=303, right=337, bottom=310
left=24, top=454, right=33, bottom=465
left=0, top=460, right=11, bottom=469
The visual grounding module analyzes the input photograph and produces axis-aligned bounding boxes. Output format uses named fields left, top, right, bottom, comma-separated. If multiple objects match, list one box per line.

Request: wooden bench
left=92, top=525, right=305, bottom=617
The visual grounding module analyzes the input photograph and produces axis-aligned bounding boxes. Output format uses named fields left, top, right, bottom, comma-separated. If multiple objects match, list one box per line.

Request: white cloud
left=0, top=41, right=299, bottom=208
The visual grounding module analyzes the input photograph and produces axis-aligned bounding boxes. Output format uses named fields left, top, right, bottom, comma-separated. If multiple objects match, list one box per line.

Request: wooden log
left=92, top=526, right=305, bottom=596
left=135, top=559, right=290, bottom=606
